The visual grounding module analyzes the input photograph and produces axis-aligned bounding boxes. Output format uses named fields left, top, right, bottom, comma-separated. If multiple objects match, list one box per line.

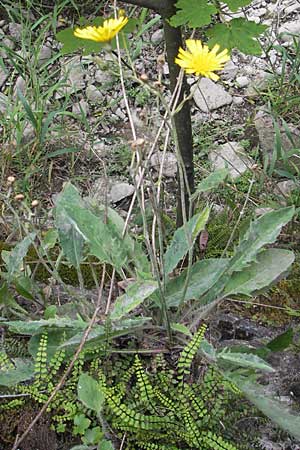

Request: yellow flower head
left=74, top=16, right=128, bottom=43
left=175, top=39, right=230, bottom=80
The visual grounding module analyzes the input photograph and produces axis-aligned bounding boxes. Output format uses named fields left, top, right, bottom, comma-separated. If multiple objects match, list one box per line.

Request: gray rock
left=56, top=56, right=85, bottom=98
left=209, top=142, right=254, bottom=179
left=285, top=2, right=300, bottom=15
left=8, top=22, right=22, bottom=41
left=245, top=71, right=272, bottom=97
left=253, top=7, right=267, bottom=17
left=0, top=67, right=8, bottom=88
left=254, top=108, right=300, bottom=168
left=162, top=62, right=169, bottom=76
left=72, top=99, right=89, bottom=116
left=236, top=75, right=250, bottom=88
left=115, top=107, right=126, bottom=120
left=0, top=37, right=15, bottom=57
left=243, top=65, right=256, bottom=76
left=255, top=207, right=274, bottom=216
left=232, top=96, right=244, bottom=105
left=110, top=182, right=135, bottom=203
left=247, top=15, right=260, bottom=24
left=279, top=20, right=300, bottom=42
left=89, top=141, right=108, bottom=158
left=150, top=151, right=177, bottom=177
left=22, top=122, right=36, bottom=143
left=86, top=84, right=103, bottom=103
left=221, top=60, right=238, bottom=81
left=13, top=75, right=26, bottom=97
left=37, top=44, right=52, bottom=65
left=194, top=78, right=232, bottom=112
left=151, top=28, right=164, bottom=44
left=95, top=69, right=113, bottom=84
left=0, top=93, right=9, bottom=114
left=275, top=180, right=297, bottom=197
left=89, top=177, right=111, bottom=204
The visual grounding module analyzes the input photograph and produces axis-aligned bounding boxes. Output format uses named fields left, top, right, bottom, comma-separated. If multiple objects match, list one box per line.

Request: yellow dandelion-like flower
left=74, top=16, right=128, bottom=43
left=175, top=39, right=230, bottom=80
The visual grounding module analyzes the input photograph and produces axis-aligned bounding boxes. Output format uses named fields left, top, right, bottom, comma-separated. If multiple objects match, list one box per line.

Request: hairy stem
left=121, top=0, right=195, bottom=226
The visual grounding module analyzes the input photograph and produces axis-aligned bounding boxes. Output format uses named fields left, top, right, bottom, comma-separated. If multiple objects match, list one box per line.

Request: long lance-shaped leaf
left=230, top=206, right=295, bottom=273
left=198, top=206, right=295, bottom=305
left=1, top=232, right=36, bottom=283
left=164, top=248, right=293, bottom=307
left=55, top=204, right=85, bottom=269
left=228, top=374, right=300, bottom=440
left=54, top=183, right=149, bottom=274
left=110, top=280, right=158, bottom=320
left=223, top=248, right=294, bottom=296
left=164, top=258, right=228, bottom=307
left=217, top=350, right=275, bottom=372
left=164, top=207, right=210, bottom=275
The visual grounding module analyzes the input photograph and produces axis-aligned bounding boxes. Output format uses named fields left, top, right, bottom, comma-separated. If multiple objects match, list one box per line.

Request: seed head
left=7, top=176, right=16, bottom=185
left=14, top=194, right=25, bottom=201
left=140, top=73, right=149, bottom=82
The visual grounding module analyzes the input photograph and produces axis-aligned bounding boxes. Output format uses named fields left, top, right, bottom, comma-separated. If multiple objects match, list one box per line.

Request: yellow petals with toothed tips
left=175, top=39, right=230, bottom=80
left=74, top=16, right=128, bottom=43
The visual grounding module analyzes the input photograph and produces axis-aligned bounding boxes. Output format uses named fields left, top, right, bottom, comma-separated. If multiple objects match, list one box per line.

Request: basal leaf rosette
left=175, top=39, right=230, bottom=80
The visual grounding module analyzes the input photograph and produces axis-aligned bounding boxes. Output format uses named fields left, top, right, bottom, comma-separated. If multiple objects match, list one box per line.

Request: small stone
left=250, top=16, right=261, bottom=23
left=236, top=76, right=250, bottom=88
left=22, top=122, right=36, bottom=144
left=8, top=22, right=22, bottom=41
left=56, top=56, right=85, bottom=98
left=253, top=7, right=267, bottom=17
left=285, top=3, right=300, bottom=15
left=232, top=96, right=244, bottom=105
left=86, top=84, right=103, bottom=103
left=150, top=151, right=177, bottom=177
left=245, top=71, right=271, bottom=97
left=193, top=78, right=232, bottom=112
left=162, top=62, right=169, bottom=76
left=243, top=65, right=256, bottom=76
left=72, top=99, right=89, bottom=116
left=0, top=67, right=8, bottom=88
left=0, top=93, right=9, bottom=114
left=110, top=183, right=135, bottom=203
left=13, top=75, right=26, bottom=97
left=275, top=180, right=297, bottom=197
left=209, top=142, right=254, bottom=179
left=255, top=207, right=274, bottom=216
left=89, top=177, right=111, bottom=205
left=95, top=69, right=113, bottom=84
left=151, top=28, right=164, bottom=44
left=37, top=44, right=52, bottom=65
left=90, top=142, right=108, bottom=158
left=254, top=108, right=300, bottom=169
left=0, top=37, right=15, bottom=57
left=279, top=20, right=300, bottom=42
left=221, top=60, right=238, bottom=81
left=115, top=107, right=126, bottom=120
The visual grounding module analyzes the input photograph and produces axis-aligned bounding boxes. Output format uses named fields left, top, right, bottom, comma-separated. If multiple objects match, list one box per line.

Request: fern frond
left=201, top=431, right=238, bottom=450
left=134, top=355, right=155, bottom=403
left=177, top=324, right=207, bottom=381
left=33, top=333, right=48, bottom=388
